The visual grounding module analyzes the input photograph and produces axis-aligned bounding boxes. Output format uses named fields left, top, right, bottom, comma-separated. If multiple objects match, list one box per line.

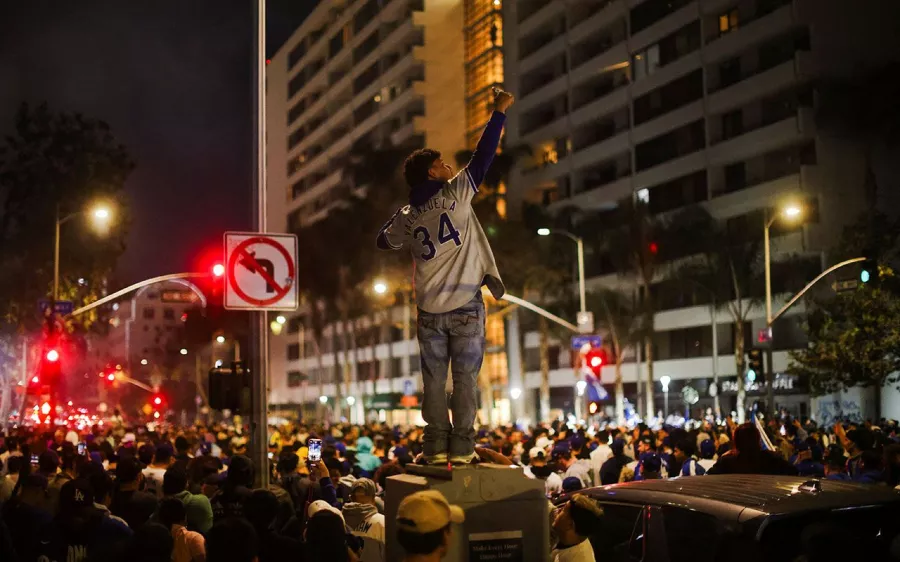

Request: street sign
left=576, top=311, right=594, bottom=334
left=224, top=232, right=299, bottom=311
left=832, top=279, right=859, bottom=293
left=403, top=379, right=415, bottom=396
left=571, top=335, right=602, bottom=350
left=38, top=300, right=74, bottom=316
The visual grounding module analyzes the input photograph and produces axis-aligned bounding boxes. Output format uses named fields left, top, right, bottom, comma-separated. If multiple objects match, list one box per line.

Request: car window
left=589, top=503, right=644, bottom=562
left=655, top=506, right=755, bottom=562
left=757, top=503, right=900, bottom=562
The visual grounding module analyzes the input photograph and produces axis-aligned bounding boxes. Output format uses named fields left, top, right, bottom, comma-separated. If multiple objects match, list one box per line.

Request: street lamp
left=216, top=335, right=226, bottom=344
left=180, top=348, right=188, bottom=356
left=54, top=203, right=113, bottom=300
left=763, top=202, right=803, bottom=416
left=319, top=395, right=328, bottom=404
left=660, top=375, right=671, bottom=418
left=276, top=315, right=287, bottom=325
left=537, top=228, right=586, bottom=316
left=373, top=280, right=388, bottom=295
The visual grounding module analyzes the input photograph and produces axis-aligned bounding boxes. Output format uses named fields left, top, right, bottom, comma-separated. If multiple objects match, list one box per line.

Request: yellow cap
left=396, top=490, right=464, bottom=534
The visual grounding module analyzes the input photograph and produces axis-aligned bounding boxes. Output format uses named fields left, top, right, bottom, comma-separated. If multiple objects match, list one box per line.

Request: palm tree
left=593, top=198, right=666, bottom=418
left=592, top=289, right=643, bottom=424
left=665, top=206, right=767, bottom=423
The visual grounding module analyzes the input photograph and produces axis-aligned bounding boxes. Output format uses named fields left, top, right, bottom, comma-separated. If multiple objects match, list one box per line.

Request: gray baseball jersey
left=380, top=170, right=504, bottom=314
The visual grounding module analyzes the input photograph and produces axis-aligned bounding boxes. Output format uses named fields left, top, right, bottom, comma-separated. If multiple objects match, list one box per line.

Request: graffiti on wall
left=815, top=399, right=862, bottom=426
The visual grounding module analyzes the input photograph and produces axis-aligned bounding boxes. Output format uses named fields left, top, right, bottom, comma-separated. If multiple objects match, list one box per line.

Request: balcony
left=518, top=73, right=568, bottom=111
left=571, top=129, right=630, bottom=171
left=549, top=173, right=631, bottom=213
left=519, top=33, right=567, bottom=74
left=707, top=108, right=815, bottom=168
left=707, top=53, right=809, bottom=115
left=568, top=42, right=629, bottom=90
left=518, top=1, right=565, bottom=35
left=630, top=0, right=697, bottom=52
left=703, top=1, right=797, bottom=65
left=631, top=100, right=704, bottom=145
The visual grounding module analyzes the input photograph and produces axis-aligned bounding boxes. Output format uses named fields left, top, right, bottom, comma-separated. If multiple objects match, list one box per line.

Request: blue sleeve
left=318, top=477, right=339, bottom=508
left=464, top=111, right=506, bottom=189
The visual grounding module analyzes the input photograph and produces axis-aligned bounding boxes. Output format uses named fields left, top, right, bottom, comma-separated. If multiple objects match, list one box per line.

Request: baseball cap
left=60, top=479, right=94, bottom=511
left=699, top=439, right=716, bottom=459
left=535, top=436, right=553, bottom=451
left=552, top=441, right=571, bottom=459
left=308, top=499, right=344, bottom=523
left=350, top=477, right=377, bottom=498
left=641, top=453, right=662, bottom=473
left=397, top=490, right=464, bottom=534
left=611, top=438, right=626, bottom=455
left=570, top=435, right=586, bottom=450
left=562, top=476, right=583, bottom=493
left=528, top=446, right=546, bottom=460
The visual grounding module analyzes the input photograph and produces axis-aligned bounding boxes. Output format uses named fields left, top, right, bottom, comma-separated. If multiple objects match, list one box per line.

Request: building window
left=721, top=109, right=743, bottom=140
left=719, top=9, right=738, bottom=35
left=143, top=308, right=155, bottom=320
left=287, top=343, right=300, bottom=361
left=631, top=45, right=660, bottom=80
left=163, top=308, right=175, bottom=321
left=287, top=371, right=304, bottom=388
left=724, top=162, right=746, bottom=192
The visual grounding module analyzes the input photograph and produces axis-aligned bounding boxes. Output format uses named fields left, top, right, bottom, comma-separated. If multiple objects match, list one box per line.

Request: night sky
left=0, top=0, right=317, bottom=285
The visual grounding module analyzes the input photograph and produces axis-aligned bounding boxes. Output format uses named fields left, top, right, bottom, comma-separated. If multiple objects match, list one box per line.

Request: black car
left=554, top=475, right=900, bottom=562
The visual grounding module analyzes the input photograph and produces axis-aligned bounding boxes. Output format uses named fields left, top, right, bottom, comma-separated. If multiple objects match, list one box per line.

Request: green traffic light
left=861, top=269, right=871, bottom=283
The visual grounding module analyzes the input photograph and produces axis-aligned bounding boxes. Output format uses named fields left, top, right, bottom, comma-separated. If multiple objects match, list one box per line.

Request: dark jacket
left=600, top=454, right=633, bottom=485
left=109, top=489, right=158, bottom=530
left=36, top=509, right=132, bottom=562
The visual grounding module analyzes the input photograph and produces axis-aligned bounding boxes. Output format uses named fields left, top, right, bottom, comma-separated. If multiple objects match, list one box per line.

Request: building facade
left=266, top=0, right=471, bottom=422
left=501, top=0, right=900, bottom=420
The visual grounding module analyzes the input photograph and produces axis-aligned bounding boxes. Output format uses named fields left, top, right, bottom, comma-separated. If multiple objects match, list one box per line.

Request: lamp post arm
left=768, top=257, right=866, bottom=325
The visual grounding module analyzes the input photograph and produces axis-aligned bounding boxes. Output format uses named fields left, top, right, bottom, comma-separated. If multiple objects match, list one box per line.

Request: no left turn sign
left=224, top=232, right=299, bottom=311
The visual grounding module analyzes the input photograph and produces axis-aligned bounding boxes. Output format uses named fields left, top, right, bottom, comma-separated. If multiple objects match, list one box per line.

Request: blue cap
left=699, top=439, right=716, bottom=459
left=552, top=441, right=571, bottom=459
left=611, top=439, right=626, bottom=455
left=562, top=477, right=583, bottom=493
left=570, top=435, right=586, bottom=450
left=641, top=453, right=662, bottom=473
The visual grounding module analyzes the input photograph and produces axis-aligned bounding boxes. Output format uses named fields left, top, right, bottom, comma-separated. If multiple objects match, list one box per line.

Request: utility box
left=385, top=464, right=550, bottom=562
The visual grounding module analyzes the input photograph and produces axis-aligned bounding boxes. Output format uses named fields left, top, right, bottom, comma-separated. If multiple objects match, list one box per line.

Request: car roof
left=581, top=475, right=900, bottom=519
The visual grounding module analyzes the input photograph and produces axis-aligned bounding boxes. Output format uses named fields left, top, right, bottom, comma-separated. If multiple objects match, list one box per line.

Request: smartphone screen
left=77, top=442, right=87, bottom=456
left=308, top=438, right=322, bottom=463
left=30, top=454, right=39, bottom=466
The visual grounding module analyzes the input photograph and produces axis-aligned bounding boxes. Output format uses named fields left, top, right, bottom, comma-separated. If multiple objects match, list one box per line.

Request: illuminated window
left=632, top=45, right=660, bottom=79
left=465, top=14, right=503, bottom=62
left=719, top=9, right=738, bottom=34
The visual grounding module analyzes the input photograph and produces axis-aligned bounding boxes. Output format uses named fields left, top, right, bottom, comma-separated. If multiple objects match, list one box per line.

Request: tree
left=593, top=289, right=643, bottom=424
left=788, top=284, right=900, bottom=395
left=0, top=103, right=133, bottom=330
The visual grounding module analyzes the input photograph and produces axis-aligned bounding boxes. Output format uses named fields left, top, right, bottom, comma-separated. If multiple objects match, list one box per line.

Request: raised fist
left=492, top=87, right=515, bottom=113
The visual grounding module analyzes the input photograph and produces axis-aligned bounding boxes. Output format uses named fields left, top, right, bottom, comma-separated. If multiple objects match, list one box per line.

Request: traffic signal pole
left=250, top=0, right=269, bottom=488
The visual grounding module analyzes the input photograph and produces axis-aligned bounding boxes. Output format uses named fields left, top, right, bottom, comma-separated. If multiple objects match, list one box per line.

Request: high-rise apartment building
left=501, top=0, right=900, bottom=419
left=266, top=0, right=469, bottom=420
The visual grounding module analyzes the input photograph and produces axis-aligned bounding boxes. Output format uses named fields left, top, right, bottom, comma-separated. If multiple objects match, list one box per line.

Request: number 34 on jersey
left=413, top=212, right=461, bottom=261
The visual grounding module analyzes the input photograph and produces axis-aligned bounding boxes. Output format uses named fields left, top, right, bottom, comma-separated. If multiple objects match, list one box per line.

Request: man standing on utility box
left=376, top=88, right=515, bottom=465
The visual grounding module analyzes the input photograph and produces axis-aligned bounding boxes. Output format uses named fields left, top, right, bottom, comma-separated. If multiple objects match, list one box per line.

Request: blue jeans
left=416, top=292, right=485, bottom=457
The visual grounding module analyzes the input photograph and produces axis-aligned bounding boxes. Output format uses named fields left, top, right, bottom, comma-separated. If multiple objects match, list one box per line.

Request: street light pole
left=576, top=237, right=586, bottom=315
left=54, top=207, right=61, bottom=302
left=537, top=229, right=586, bottom=314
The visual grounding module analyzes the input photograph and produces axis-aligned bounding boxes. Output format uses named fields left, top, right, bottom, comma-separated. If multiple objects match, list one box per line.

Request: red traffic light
left=649, top=242, right=659, bottom=255
left=212, top=263, right=225, bottom=277
left=584, top=348, right=606, bottom=376
left=41, top=402, right=51, bottom=416
left=46, top=349, right=59, bottom=362
left=153, top=396, right=162, bottom=406
left=107, top=373, right=116, bottom=382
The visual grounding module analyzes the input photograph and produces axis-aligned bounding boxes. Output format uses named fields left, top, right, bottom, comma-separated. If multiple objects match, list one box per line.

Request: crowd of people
left=0, top=414, right=897, bottom=562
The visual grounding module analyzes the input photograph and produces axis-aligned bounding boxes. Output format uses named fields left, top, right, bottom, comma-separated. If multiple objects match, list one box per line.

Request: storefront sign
left=720, top=375, right=796, bottom=393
